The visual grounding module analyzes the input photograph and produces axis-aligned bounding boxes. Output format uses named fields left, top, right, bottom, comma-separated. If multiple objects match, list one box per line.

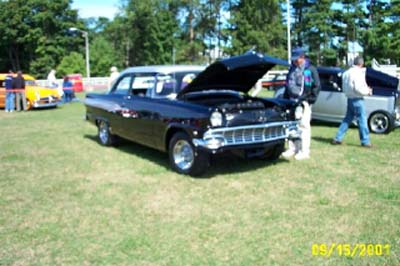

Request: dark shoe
left=361, top=143, right=373, bottom=148
left=331, top=140, right=342, bottom=145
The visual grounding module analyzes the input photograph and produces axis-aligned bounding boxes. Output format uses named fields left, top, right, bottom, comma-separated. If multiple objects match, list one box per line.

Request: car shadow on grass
left=84, top=134, right=289, bottom=178
left=204, top=154, right=289, bottom=178
left=84, top=134, right=169, bottom=169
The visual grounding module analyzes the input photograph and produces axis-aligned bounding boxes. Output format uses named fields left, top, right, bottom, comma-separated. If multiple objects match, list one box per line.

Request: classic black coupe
left=84, top=52, right=303, bottom=176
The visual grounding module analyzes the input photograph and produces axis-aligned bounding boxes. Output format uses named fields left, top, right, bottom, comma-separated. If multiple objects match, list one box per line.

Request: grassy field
left=0, top=93, right=399, bottom=265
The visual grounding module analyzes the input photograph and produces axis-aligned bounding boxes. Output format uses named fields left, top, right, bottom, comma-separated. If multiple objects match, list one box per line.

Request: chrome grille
left=202, top=121, right=299, bottom=147
left=223, top=125, right=285, bottom=145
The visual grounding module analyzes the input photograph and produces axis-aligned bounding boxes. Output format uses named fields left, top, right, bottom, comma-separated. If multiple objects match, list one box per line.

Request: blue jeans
left=334, top=98, right=370, bottom=145
left=5, top=91, right=15, bottom=111
left=63, top=91, right=73, bottom=103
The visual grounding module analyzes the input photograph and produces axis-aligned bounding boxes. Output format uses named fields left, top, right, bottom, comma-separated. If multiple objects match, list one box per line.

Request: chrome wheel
left=369, top=112, right=389, bottom=134
left=173, top=140, right=194, bottom=171
left=99, top=121, right=110, bottom=145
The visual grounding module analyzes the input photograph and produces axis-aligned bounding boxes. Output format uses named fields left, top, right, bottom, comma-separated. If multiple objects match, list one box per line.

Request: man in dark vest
left=12, top=71, right=27, bottom=111
left=281, top=48, right=321, bottom=160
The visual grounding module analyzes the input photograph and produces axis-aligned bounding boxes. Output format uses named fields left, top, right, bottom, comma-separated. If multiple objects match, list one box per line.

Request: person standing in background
left=331, top=56, right=373, bottom=148
left=108, top=66, right=119, bottom=88
left=62, top=76, right=74, bottom=103
left=13, top=71, right=27, bottom=111
left=47, top=69, right=58, bottom=88
left=5, top=70, right=15, bottom=112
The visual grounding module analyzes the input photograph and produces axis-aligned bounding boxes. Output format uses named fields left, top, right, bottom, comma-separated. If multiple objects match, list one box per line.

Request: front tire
left=260, top=143, right=285, bottom=160
left=368, top=111, right=393, bottom=134
left=98, top=120, right=118, bottom=146
left=168, top=132, right=209, bottom=176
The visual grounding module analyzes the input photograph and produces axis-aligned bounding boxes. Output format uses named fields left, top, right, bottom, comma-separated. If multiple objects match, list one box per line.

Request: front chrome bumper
left=193, top=121, right=300, bottom=151
left=32, top=96, right=60, bottom=108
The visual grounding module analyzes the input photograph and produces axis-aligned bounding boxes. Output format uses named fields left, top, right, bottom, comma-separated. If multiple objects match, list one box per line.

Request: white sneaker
left=281, top=150, right=295, bottom=159
left=5, top=110, right=9, bottom=113
left=294, top=152, right=310, bottom=160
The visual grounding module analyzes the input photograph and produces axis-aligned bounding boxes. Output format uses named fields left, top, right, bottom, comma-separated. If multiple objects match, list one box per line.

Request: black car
left=85, top=52, right=303, bottom=176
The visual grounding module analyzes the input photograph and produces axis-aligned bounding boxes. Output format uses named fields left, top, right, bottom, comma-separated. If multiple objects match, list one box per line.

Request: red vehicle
left=67, top=74, right=83, bottom=92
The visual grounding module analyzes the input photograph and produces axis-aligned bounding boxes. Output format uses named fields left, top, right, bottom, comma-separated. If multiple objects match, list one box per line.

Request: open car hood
left=318, top=66, right=399, bottom=97
left=177, top=52, right=288, bottom=97
left=366, top=68, right=399, bottom=95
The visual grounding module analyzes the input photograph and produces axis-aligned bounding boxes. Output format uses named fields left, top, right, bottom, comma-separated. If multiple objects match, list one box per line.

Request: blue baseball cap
left=291, top=47, right=306, bottom=61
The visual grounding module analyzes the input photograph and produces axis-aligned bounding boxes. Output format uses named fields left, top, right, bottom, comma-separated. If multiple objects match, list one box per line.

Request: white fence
left=36, top=77, right=109, bottom=91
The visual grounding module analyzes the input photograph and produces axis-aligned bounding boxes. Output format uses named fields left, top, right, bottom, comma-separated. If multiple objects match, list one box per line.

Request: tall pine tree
left=228, top=0, right=285, bottom=58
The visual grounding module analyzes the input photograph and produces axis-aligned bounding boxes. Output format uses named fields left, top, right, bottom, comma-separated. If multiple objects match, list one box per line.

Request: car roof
left=120, top=65, right=206, bottom=75
left=317, top=66, right=343, bottom=74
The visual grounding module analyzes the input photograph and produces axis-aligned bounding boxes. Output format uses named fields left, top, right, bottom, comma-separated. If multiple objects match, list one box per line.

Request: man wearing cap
left=281, top=48, right=321, bottom=160
left=331, top=56, right=373, bottom=148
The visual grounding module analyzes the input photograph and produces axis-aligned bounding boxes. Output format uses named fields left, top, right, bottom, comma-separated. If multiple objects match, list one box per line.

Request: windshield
left=153, top=72, right=199, bottom=99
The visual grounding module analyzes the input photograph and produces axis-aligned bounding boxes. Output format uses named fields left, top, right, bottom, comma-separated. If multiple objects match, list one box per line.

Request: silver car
left=275, top=67, right=400, bottom=134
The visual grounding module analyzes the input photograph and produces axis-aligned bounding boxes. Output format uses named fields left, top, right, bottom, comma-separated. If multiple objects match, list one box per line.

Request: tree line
left=0, top=0, right=399, bottom=79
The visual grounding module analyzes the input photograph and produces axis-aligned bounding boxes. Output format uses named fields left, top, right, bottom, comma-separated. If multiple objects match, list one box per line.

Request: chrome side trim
left=193, top=121, right=300, bottom=150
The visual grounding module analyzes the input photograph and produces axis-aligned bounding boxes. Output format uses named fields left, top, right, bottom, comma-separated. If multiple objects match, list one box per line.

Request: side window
left=131, top=75, right=156, bottom=97
left=319, top=73, right=341, bottom=92
left=111, top=75, right=131, bottom=95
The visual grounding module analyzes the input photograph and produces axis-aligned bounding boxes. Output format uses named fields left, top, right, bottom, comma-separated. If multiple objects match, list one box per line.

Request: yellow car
left=0, top=73, right=61, bottom=110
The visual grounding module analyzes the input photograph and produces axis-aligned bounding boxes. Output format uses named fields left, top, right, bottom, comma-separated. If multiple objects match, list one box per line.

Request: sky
left=72, top=0, right=120, bottom=20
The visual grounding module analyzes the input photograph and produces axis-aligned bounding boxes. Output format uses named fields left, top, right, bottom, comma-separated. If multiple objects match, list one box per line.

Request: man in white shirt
left=332, top=56, right=373, bottom=147
left=108, top=66, right=119, bottom=88
left=47, top=69, right=58, bottom=88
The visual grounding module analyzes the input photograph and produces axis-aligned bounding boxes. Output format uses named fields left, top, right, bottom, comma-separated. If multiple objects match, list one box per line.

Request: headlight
left=210, top=111, right=223, bottom=127
left=294, top=105, right=303, bottom=120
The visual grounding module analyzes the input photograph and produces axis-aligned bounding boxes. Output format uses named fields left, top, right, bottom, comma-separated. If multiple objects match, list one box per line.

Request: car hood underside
left=177, top=52, right=288, bottom=98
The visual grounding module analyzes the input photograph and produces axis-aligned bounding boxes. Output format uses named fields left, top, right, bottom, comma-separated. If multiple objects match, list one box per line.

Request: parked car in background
left=274, top=67, right=400, bottom=134
left=84, top=52, right=303, bottom=176
left=0, top=73, right=62, bottom=110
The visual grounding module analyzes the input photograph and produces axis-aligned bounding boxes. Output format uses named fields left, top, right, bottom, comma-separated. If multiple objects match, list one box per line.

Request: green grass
left=0, top=94, right=399, bottom=265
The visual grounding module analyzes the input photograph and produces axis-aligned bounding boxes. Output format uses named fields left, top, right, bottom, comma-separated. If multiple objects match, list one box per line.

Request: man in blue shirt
left=5, top=70, right=15, bottom=112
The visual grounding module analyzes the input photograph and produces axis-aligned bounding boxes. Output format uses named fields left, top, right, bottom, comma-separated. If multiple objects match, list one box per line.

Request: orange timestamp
left=312, top=243, right=391, bottom=257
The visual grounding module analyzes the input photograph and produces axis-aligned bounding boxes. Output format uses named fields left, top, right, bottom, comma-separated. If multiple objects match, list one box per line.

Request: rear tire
left=168, top=132, right=209, bottom=176
left=98, top=120, right=118, bottom=146
left=368, top=111, right=393, bottom=134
